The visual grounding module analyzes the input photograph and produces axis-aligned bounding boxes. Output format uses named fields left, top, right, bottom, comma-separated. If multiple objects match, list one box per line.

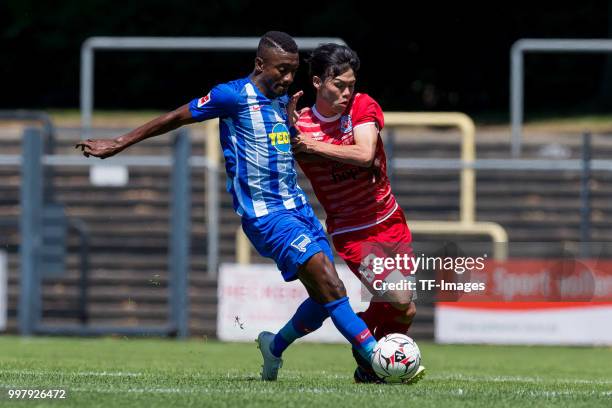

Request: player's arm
left=76, top=84, right=236, bottom=159
left=291, top=124, right=378, bottom=167
left=75, top=105, right=196, bottom=159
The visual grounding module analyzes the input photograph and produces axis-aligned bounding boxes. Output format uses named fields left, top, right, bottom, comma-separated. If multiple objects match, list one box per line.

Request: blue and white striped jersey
left=189, top=76, right=308, bottom=219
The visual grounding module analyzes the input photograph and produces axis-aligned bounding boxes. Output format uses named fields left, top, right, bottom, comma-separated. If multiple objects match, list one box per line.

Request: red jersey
left=296, top=93, right=398, bottom=236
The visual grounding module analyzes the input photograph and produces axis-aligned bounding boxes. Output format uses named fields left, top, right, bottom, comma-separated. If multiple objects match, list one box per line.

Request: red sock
left=371, top=302, right=413, bottom=339
left=361, top=301, right=415, bottom=339
left=358, top=302, right=387, bottom=339
left=376, top=319, right=413, bottom=338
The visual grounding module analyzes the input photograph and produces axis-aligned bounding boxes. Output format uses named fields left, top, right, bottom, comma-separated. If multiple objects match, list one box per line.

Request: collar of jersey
left=246, top=76, right=282, bottom=101
left=312, top=105, right=342, bottom=123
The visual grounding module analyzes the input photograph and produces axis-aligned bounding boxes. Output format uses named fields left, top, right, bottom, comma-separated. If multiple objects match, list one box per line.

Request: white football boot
left=403, top=365, right=426, bottom=385
left=256, top=331, right=283, bottom=381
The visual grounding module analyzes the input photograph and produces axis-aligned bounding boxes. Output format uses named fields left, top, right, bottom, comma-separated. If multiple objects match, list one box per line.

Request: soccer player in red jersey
left=290, top=43, right=424, bottom=383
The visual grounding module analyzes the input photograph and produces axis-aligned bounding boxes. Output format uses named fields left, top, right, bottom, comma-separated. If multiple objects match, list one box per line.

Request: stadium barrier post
left=170, top=129, right=191, bottom=338
left=19, top=128, right=44, bottom=335
left=580, top=131, right=592, bottom=258
left=384, top=112, right=476, bottom=224
left=205, top=120, right=220, bottom=278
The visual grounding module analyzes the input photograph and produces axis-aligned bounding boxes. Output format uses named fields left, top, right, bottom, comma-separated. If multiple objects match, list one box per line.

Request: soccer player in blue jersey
left=76, top=31, right=378, bottom=382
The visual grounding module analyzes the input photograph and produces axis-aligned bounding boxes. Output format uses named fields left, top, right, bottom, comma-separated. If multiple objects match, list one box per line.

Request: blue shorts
left=241, top=204, right=334, bottom=282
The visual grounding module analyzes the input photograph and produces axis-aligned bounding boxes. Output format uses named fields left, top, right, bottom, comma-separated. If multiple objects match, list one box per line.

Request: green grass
left=0, top=336, right=610, bottom=407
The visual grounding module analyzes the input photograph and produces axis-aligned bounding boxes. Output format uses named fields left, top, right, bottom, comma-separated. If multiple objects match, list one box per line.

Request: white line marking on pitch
left=0, top=369, right=142, bottom=377
left=427, top=373, right=612, bottom=385
left=2, top=369, right=611, bottom=388
left=0, top=384, right=610, bottom=398
left=282, top=370, right=612, bottom=385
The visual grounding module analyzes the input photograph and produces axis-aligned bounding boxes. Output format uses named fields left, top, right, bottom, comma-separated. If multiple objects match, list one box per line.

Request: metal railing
left=17, top=127, right=193, bottom=337
left=0, top=110, right=58, bottom=201
left=0, top=124, right=221, bottom=277
left=510, top=38, right=612, bottom=157
left=80, top=36, right=347, bottom=139
left=235, top=112, right=510, bottom=262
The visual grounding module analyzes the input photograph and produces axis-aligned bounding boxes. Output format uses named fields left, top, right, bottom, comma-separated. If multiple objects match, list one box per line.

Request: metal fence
left=5, top=127, right=199, bottom=337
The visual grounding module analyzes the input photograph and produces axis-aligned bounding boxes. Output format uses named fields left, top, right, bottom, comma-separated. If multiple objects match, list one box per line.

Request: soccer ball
left=371, top=333, right=421, bottom=383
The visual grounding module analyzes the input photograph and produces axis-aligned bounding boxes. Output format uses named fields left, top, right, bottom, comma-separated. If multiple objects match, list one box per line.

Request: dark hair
left=257, top=31, right=298, bottom=56
left=307, top=43, right=360, bottom=81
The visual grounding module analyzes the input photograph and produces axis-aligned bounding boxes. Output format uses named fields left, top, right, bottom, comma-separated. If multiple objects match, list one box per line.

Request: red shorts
left=332, top=208, right=415, bottom=295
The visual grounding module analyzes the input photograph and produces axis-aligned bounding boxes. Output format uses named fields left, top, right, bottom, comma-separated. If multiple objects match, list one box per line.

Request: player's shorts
left=332, top=208, right=415, bottom=297
left=241, top=204, right=334, bottom=282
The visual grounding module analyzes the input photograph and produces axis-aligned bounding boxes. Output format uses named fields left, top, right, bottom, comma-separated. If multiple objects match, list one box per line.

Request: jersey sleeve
left=188, top=83, right=237, bottom=122
left=352, top=94, right=384, bottom=130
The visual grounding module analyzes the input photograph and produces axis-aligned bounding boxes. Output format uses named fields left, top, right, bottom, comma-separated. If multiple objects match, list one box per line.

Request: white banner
left=436, top=303, right=612, bottom=345
left=217, top=263, right=370, bottom=342
left=434, top=259, right=612, bottom=345
left=0, top=251, right=6, bottom=331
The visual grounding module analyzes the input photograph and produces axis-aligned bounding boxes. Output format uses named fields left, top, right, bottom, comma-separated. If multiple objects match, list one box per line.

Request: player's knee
left=393, top=301, right=416, bottom=325
left=315, top=253, right=347, bottom=300
left=385, top=288, right=417, bottom=325
left=299, top=252, right=347, bottom=302
left=313, top=279, right=346, bottom=303
left=319, top=270, right=347, bottom=301
left=325, top=279, right=347, bottom=300
left=385, top=288, right=414, bottom=310
left=405, top=301, right=417, bottom=320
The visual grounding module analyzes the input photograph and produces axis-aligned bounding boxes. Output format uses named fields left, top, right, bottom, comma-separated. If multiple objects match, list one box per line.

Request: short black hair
left=257, top=31, right=298, bottom=56
left=307, top=43, right=360, bottom=81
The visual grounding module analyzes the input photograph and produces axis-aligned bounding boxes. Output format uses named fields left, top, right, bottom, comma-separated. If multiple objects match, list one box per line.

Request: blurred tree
left=0, top=0, right=608, bottom=117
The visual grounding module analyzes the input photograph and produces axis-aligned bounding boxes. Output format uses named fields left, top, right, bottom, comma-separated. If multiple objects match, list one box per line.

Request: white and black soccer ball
left=371, top=333, right=421, bottom=383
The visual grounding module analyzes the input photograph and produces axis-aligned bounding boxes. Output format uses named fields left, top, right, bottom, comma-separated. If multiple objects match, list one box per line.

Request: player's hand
left=286, top=90, right=304, bottom=126
left=291, top=132, right=317, bottom=155
left=75, top=138, right=124, bottom=159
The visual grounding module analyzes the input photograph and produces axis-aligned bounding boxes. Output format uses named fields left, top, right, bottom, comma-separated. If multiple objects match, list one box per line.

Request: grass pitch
left=0, top=336, right=610, bottom=407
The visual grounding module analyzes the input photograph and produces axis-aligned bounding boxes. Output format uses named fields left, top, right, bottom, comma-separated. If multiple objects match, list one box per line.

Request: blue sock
left=324, top=296, right=377, bottom=361
left=270, top=297, right=329, bottom=357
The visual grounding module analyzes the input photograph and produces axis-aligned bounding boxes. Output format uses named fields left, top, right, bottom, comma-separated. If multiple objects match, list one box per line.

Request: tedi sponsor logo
left=268, top=123, right=291, bottom=154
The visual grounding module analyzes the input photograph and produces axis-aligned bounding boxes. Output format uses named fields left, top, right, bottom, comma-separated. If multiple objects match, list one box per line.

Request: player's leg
left=349, top=297, right=416, bottom=383
left=331, top=229, right=389, bottom=335
left=244, top=207, right=376, bottom=379
left=358, top=298, right=415, bottom=339
left=331, top=209, right=418, bottom=382
left=296, top=251, right=377, bottom=362
left=372, top=208, right=418, bottom=337
left=267, top=296, right=329, bottom=358
left=294, top=205, right=377, bottom=362
left=375, top=293, right=416, bottom=337
left=329, top=237, right=383, bottom=382
left=256, top=295, right=328, bottom=381
left=359, top=210, right=426, bottom=383
left=243, top=212, right=330, bottom=380
left=340, top=210, right=417, bottom=336
left=259, top=251, right=378, bottom=380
